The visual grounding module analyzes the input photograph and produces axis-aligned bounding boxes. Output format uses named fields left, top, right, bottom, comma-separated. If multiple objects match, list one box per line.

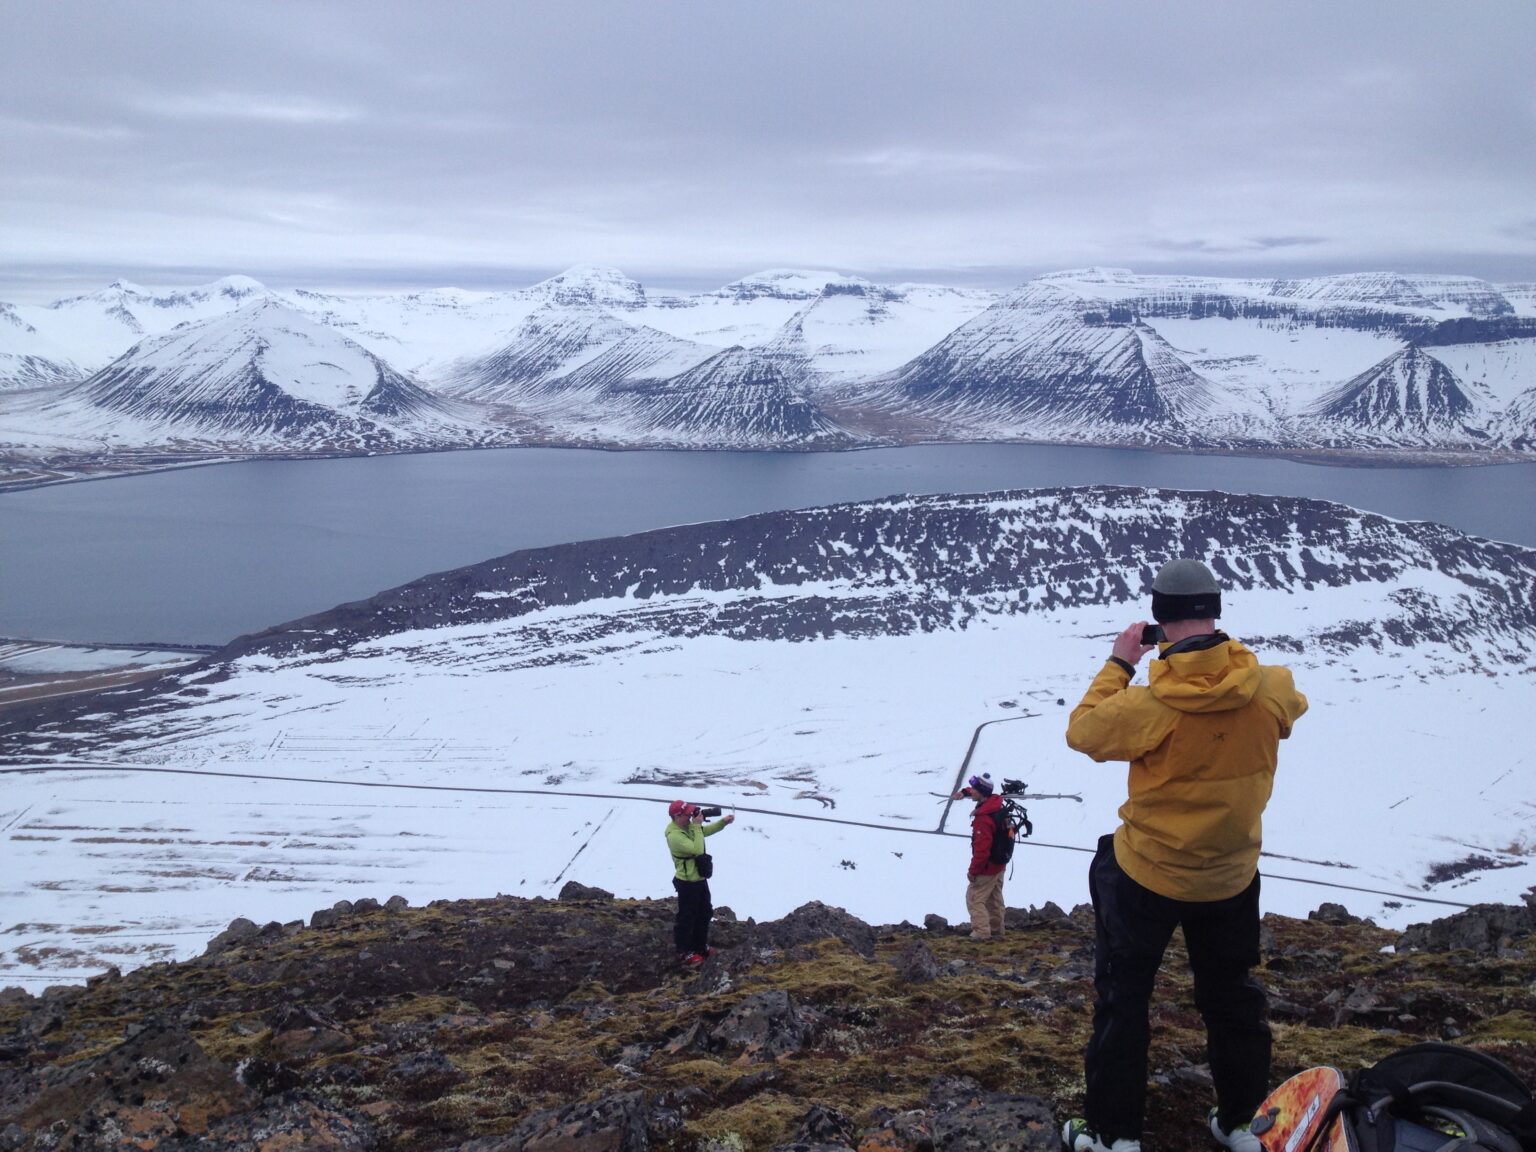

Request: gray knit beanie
left=1150, top=559, right=1221, bottom=623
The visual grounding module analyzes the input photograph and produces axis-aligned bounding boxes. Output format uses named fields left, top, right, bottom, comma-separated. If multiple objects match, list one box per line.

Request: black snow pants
left=672, top=877, right=712, bottom=955
left=1083, top=834, right=1271, bottom=1142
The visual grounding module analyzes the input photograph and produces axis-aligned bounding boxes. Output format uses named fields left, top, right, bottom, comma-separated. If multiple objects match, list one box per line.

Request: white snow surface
left=785, top=284, right=1002, bottom=384
left=1501, top=283, right=1536, bottom=317
left=2, top=489, right=1532, bottom=986
left=1146, top=317, right=1405, bottom=409
left=1425, top=340, right=1536, bottom=408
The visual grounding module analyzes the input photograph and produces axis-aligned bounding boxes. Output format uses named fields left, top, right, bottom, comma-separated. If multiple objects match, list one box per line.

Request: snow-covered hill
left=524, top=264, right=648, bottom=310
left=445, top=302, right=648, bottom=404
left=619, top=344, right=848, bottom=444
left=853, top=281, right=1234, bottom=444
left=1304, top=346, right=1482, bottom=444
left=441, top=302, right=842, bottom=444
left=4, top=487, right=1531, bottom=982
left=32, top=300, right=480, bottom=450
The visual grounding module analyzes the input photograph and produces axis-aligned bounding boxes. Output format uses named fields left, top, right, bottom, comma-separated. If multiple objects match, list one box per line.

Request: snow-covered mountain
left=0, top=303, right=82, bottom=391
left=847, top=270, right=1536, bottom=451
left=201, top=485, right=1536, bottom=664
left=552, top=324, right=721, bottom=401
left=849, top=281, right=1237, bottom=445
left=4, top=265, right=1535, bottom=469
left=42, top=299, right=476, bottom=449
left=771, top=279, right=1001, bottom=387
left=279, top=284, right=545, bottom=377
left=445, top=302, right=645, bottom=404
left=706, top=268, right=862, bottom=302
left=4, top=487, right=1531, bottom=981
left=1268, top=272, right=1515, bottom=318
left=619, top=344, right=847, bottom=444
left=444, top=304, right=843, bottom=445
left=1039, top=267, right=1519, bottom=320
left=5, top=276, right=278, bottom=379
left=523, top=264, right=647, bottom=310
left=471, top=270, right=996, bottom=434
left=1304, top=346, right=1481, bottom=444
left=274, top=265, right=987, bottom=390
left=1499, top=385, right=1536, bottom=449
left=278, top=267, right=655, bottom=377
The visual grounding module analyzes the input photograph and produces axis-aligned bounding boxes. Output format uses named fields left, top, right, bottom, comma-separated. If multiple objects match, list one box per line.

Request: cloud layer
left=3, top=1, right=1534, bottom=298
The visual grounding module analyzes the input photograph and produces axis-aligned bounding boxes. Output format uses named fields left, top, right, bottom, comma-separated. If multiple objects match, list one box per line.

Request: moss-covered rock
left=1, top=894, right=1532, bottom=1150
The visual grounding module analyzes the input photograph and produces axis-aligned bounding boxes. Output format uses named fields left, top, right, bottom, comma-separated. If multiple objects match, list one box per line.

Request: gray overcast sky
left=3, top=1, right=1534, bottom=300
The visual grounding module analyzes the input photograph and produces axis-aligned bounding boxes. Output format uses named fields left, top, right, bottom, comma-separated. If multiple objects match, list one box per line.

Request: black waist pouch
left=694, top=852, right=713, bottom=879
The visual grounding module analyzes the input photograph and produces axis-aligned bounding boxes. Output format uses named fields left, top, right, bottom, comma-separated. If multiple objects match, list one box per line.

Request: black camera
left=699, top=806, right=722, bottom=818
left=1140, top=624, right=1165, bottom=646
left=1001, top=778, right=1027, bottom=795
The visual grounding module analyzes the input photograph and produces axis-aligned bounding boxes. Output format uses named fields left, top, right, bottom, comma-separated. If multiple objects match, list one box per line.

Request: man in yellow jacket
left=1061, top=559, right=1307, bottom=1152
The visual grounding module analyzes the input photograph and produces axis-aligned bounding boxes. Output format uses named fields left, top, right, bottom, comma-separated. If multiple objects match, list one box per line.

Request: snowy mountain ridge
left=196, top=485, right=1535, bottom=671
left=3, top=265, right=1536, bottom=474
left=844, top=272, right=1536, bottom=451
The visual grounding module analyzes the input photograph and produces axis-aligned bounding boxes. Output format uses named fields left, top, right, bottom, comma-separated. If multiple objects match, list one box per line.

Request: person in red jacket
left=956, top=772, right=1007, bottom=939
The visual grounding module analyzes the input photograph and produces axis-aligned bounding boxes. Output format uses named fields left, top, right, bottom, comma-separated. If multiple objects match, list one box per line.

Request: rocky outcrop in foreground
left=1, top=889, right=1532, bottom=1151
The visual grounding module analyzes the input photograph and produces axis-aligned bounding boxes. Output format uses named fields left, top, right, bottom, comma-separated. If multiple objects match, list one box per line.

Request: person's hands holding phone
left=1112, top=621, right=1157, bottom=666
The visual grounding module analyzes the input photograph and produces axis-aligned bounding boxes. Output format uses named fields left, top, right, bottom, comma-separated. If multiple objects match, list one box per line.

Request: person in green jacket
left=665, top=799, right=734, bottom=965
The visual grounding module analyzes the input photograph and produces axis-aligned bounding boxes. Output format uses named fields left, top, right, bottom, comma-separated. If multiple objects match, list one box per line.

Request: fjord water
left=3, top=445, right=1534, bottom=646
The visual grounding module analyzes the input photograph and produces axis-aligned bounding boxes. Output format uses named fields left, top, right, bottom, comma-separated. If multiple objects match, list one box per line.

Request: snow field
left=5, top=578, right=1530, bottom=987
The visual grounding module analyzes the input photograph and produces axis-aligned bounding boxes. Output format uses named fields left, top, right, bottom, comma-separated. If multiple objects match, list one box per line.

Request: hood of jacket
left=1147, top=638, right=1262, bottom=714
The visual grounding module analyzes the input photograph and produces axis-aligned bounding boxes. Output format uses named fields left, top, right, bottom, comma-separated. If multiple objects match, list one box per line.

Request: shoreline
left=2, top=435, right=1530, bottom=494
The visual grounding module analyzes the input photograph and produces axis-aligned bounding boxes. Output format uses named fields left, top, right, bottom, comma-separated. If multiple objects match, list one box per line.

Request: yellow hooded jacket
left=1066, top=637, right=1308, bottom=902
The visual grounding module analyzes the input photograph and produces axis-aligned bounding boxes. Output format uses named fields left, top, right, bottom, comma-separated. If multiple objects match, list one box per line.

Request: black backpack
left=986, top=797, right=1033, bottom=866
left=1274, top=1043, right=1536, bottom=1152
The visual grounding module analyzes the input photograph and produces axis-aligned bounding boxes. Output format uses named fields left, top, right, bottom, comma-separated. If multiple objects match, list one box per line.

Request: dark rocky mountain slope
left=4, top=486, right=1533, bottom=753
left=208, top=486, right=1536, bottom=664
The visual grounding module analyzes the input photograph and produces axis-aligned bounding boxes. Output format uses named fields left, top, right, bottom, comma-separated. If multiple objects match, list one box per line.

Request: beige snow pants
left=966, top=871, right=1005, bottom=938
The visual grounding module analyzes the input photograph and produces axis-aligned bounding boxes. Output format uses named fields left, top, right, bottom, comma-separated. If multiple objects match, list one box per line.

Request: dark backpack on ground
left=1258, top=1042, right=1536, bottom=1152
left=986, top=797, right=1033, bottom=866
